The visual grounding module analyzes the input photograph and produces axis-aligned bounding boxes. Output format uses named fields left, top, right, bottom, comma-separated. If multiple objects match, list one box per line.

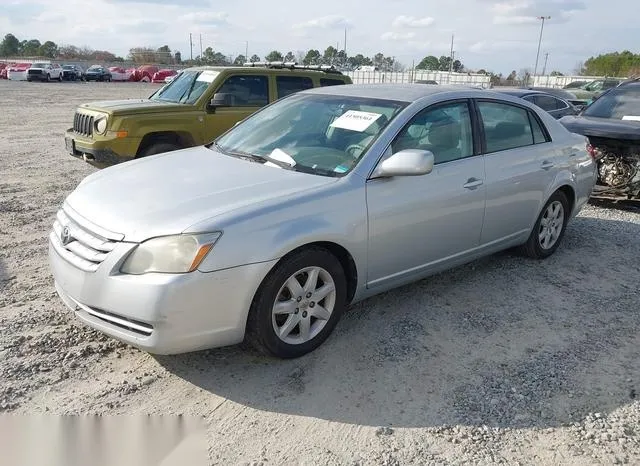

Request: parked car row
left=1, top=61, right=183, bottom=83
left=51, top=62, right=601, bottom=359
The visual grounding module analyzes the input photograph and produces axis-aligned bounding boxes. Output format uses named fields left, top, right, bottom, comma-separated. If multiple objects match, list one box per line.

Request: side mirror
left=210, top=93, right=234, bottom=108
left=371, top=149, right=435, bottom=178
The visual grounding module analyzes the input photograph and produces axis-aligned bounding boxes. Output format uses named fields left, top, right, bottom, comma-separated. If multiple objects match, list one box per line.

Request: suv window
left=320, top=78, right=347, bottom=86
left=276, top=76, right=313, bottom=98
left=217, top=75, right=269, bottom=107
left=391, top=101, right=474, bottom=164
left=478, top=101, right=543, bottom=152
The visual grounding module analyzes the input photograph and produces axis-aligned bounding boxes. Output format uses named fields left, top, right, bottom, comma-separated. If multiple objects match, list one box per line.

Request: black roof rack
left=242, top=61, right=344, bottom=75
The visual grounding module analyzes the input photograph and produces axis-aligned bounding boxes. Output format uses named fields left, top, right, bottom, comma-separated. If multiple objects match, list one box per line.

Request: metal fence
left=344, top=70, right=492, bottom=87
left=530, top=74, right=614, bottom=88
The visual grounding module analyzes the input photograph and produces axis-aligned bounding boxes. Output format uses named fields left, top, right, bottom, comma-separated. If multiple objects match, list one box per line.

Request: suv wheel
left=140, top=142, right=180, bottom=157
left=46, top=74, right=51, bottom=82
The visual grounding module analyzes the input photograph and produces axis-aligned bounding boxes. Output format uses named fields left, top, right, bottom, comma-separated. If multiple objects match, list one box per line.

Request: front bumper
left=65, top=129, right=141, bottom=168
left=49, top=233, right=277, bottom=354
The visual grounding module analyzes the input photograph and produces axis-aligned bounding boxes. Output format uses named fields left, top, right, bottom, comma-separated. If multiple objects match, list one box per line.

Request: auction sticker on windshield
left=330, top=110, right=382, bottom=132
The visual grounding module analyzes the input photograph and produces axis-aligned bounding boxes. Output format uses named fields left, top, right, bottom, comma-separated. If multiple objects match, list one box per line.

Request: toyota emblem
left=60, top=226, right=72, bottom=246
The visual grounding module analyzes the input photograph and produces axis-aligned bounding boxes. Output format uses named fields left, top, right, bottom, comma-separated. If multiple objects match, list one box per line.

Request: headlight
left=95, top=118, right=108, bottom=134
left=120, top=233, right=222, bottom=275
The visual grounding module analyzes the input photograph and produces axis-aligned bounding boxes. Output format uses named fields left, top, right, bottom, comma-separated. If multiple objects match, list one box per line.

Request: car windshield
left=582, top=87, right=640, bottom=121
left=149, top=70, right=217, bottom=104
left=212, top=93, right=407, bottom=177
left=33, top=63, right=48, bottom=68
left=62, top=65, right=74, bottom=69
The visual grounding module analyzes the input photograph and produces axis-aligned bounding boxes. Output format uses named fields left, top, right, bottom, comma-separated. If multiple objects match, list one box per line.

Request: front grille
left=73, top=112, right=94, bottom=137
left=28, top=69, right=42, bottom=75
left=84, top=306, right=154, bottom=336
left=51, top=206, right=118, bottom=272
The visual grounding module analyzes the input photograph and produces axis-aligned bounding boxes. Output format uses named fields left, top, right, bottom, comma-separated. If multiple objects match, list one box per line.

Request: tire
left=245, top=247, right=347, bottom=358
left=46, top=74, right=51, bottom=82
left=58, top=74, right=62, bottom=82
left=518, top=190, right=570, bottom=259
left=140, top=142, right=180, bottom=157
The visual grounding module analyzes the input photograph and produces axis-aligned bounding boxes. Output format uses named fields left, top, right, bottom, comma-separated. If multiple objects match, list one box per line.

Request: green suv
left=64, top=63, right=352, bottom=168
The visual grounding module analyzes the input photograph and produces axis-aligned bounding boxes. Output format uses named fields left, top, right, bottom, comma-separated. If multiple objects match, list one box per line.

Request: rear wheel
left=58, top=74, right=62, bottom=82
left=140, top=142, right=180, bottom=157
left=518, top=190, right=570, bottom=259
left=46, top=74, right=51, bottom=82
left=245, top=247, right=347, bottom=358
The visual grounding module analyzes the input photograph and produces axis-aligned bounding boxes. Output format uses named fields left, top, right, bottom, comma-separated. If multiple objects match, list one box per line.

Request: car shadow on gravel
left=155, top=215, right=640, bottom=430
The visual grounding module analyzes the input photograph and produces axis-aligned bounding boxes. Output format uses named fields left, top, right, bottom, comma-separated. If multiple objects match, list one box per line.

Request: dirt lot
left=1, top=79, right=639, bottom=465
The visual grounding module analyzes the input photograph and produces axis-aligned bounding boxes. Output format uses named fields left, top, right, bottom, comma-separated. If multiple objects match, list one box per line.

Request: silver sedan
left=48, top=84, right=597, bottom=358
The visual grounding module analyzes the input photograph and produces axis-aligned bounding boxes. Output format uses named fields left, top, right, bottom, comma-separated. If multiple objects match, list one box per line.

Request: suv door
left=275, top=75, right=313, bottom=99
left=474, top=99, right=558, bottom=246
left=366, top=99, right=486, bottom=288
left=203, top=74, right=270, bottom=142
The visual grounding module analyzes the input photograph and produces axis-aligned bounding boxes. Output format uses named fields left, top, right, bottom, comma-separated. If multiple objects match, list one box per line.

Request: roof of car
left=299, top=83, right=490, bottom=102
left=183, top=65, right=346, bottom=76
left=491, top=88, right=547, bottom=97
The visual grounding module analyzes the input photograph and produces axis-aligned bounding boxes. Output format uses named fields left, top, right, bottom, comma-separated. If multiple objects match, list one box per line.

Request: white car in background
left=27, top=62, right=63, bottom=82
left=109, top=67, right=133, bottom=82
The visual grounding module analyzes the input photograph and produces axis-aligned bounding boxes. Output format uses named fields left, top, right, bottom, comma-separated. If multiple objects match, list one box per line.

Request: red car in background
left=7, top=62, right=32, bottom=80
left=131, top=65, right=159, bottom=82
left=0, top=63, right=8, bottom=79
left=108, top=66, right=134, bottom=82
left=151, top=69, right=178, bottom=83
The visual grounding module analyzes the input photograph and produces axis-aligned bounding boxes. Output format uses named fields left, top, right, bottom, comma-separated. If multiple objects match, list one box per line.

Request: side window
left=477, top=101, right=534, bottom=153
left=216, top=75, right=269, bottom=107
left=391, top=101, right=474, bottom=164
left=532, top=95, right=559, bottom=112
left=276, top=76, right=313, bottom=99
left=528, top=112, right=549, bottom=144
left=320, top=78, right=346, bottom=86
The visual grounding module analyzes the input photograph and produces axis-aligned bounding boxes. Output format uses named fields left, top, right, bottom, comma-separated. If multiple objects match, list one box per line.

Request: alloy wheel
left=271, top=266, right=336, bottom=345
left=538, top=200, right=564, bottom=250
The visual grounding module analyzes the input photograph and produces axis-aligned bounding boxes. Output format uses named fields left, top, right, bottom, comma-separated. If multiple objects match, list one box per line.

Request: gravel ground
left=1, top=79, right=639, bottom=465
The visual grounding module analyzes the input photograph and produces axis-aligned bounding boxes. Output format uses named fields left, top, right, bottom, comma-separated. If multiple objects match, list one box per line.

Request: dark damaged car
left=559, top=82, right=640, bottom=200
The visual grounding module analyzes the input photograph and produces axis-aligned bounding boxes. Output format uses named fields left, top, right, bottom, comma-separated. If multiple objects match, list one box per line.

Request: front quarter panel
left=193, top=177, right=368, bottom=293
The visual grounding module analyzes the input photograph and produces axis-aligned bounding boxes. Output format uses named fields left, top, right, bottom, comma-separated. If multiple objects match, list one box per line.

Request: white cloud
left=391, top=15, right=435, bottom=28
left=292, top=15, right=352, bottom=30
left=491, top=0, right=586, bottom=25
left=179, top=11, right=229, bottom=25
left=381, top=31, right=417, bottom=41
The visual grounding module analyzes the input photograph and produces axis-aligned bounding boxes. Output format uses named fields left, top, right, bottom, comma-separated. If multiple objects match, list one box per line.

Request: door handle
left=541, top=160, right=554, bottom=170
left=463, top=178, right=483, bottom=189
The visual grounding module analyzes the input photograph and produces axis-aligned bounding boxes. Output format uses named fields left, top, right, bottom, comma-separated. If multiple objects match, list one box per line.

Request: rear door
left=275, top=75, right=314, bottom=100
left=474, top=99, right=559, bottom=246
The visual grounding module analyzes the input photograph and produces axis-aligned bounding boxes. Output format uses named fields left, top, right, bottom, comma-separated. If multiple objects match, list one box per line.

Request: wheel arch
left=136, top=131, right=196, bottom=157
left=263, top=241, right=359, bottom=305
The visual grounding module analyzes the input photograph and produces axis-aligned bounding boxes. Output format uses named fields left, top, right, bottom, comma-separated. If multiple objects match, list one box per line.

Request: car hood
left=65, top=146, right=336, bottom=242
left=559, top=115, right=640, bottom=141
left=79, top=99, right=190, bottom=115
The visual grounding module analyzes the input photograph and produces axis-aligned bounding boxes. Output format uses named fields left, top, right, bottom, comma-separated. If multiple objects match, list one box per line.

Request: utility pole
left=533, top=16, right=550, bottom=78
left=199, top=34, right=203, bottom=58
left=245, top=41, right=248, bottom=62
left=448, top=34, right=454, bottom=82
left=189, top=33, right=193, bottom=61
left=542, top=52, right=549, bottom=75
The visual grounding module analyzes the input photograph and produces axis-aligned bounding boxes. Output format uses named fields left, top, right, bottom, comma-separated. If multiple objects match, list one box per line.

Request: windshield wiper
left=178, top=73, right=199, bottom=103
left=209, top=142, right=297, bottom=170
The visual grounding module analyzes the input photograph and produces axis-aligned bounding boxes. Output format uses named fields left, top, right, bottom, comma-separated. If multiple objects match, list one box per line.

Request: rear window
left=320, top=78, right=347, bottom=87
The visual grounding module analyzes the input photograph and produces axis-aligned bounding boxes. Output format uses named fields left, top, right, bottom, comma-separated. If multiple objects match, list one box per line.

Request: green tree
left=20, top=39, right=42, bottom=56
left=264, top=50, right=283, bottom=62
left=550, top=70, right=564, bottom=76
left=0, top=33, right=21, bottom=56
left=347, top=54, right=372, bottom=68
left=233, top=54, right=246, bottom=65
left=583, top=51, right=640, bottom=76
left=323, top=46, right=338, bottom=64
left=249, top=54, right=260, bottom=63
left=38, top=41, right=58, bottom=58
left=284, top=51, right=295, bottom=62
left=302, top=49, right=321, bottom=65
left=416, top=55, right=439, bottom=70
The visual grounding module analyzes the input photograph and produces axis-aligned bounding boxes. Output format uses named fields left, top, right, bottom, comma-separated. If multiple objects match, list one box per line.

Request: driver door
left=202, top=74, right=270, bottom=142
left=365, top=100, right=487, bottom=289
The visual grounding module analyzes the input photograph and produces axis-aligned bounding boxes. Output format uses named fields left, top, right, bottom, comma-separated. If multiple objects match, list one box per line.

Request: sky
left=0, top=0, right=636, bottom=75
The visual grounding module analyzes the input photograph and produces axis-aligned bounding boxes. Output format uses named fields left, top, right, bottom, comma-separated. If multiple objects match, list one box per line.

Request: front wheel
left=46, top=74, right=51, bottom=82
left=58, top=74, right=62, bottom=82
left=518, top=190, right=570, bottom=259
left=140, top=142, right=180, bottom=157
left=245, top=247, right=347, bottom=358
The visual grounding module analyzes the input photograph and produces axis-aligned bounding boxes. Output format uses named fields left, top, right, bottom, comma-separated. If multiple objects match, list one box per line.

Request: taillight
left=586, top=143, right=597, bottom=159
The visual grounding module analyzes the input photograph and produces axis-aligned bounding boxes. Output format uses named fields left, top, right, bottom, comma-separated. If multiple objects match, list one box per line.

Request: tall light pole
left=533, top=16, right=550, bottom=78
